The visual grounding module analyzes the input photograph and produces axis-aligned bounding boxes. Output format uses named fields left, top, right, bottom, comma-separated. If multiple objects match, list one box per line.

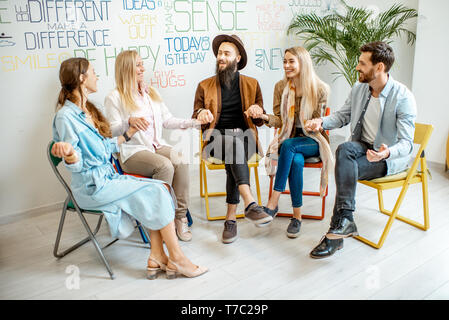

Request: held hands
left=51, top=142, right=78, bottom=164
left=244, top=104, right=265, bottom=119
left=197, top=109, right=214, bottom=125
left=118, top=125, right=140, bottom=146
left=129, top=117, right=149, bottom=131
left=367, top=144, right=390, bottom=162
left=304, top=118, right=323, bottom=132
left=127, top=125, right=139, bottom=137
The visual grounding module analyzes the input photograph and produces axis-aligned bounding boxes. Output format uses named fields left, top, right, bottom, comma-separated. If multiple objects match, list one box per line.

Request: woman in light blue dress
left=51, top=57, right=207, bottom=279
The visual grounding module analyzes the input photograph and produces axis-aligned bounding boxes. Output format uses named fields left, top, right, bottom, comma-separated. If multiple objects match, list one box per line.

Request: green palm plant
left=287, top=0, right=418, bottom=86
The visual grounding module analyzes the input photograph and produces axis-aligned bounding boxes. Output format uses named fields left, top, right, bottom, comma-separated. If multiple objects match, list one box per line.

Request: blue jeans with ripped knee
left=273, top=136, right=319, bottom=208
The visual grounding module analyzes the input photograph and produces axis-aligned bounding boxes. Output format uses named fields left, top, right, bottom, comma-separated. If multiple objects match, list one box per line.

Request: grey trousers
left=332, top=141, right=387, bottom=222
left=120, top=146, right=189, bottom=219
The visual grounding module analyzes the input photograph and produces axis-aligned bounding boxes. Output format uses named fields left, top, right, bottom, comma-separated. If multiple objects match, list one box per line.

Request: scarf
left=264, top=81, right=334, bottom=197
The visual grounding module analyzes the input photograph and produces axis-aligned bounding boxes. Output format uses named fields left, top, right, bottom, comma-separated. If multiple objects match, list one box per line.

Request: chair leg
left=53, top=197, right=70, bottom=259
left=53, top=202, right=115, bottom=279
left=136, top=220, right=151, bottom=246
left=140, top=226, right=151, bottom=248
left=269, top=168, right=326, bottom=220
left=377, top=189, right=386, bottom=214
left=76, top=211, right=115, bottom=279
left=186, top=209, right=194, bottom=227
left=200, top=163, right=204, bottom=198
left=422, top=169, right=430, bottom=230
left=378, top=182, right=429, bottom=229
left=253, top=166, right=262, bottom=205
left=318, top=185, right=327, bottom=220
left=202, top=162, right=212, bottom=221
left=53, top=198, right=105, bottom=258
left=355, top=184, right=411, bottom=249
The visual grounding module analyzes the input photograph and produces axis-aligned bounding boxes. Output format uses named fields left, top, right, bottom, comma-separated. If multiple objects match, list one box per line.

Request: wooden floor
left=1, top=161, right=449, bottom=300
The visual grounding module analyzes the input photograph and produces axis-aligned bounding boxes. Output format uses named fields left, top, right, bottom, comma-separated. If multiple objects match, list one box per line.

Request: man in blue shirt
left=305, top=42, right=417, bottom=258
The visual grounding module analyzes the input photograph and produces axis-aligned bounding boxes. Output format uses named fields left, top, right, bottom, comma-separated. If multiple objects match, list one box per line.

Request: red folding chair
left=268, top=107, right=330, bottom=220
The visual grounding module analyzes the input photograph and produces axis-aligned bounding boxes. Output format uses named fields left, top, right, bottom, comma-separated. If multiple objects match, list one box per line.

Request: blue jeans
left=273, top=136, right=319, bottom=208
left=332, top=141, right=387, bottom=222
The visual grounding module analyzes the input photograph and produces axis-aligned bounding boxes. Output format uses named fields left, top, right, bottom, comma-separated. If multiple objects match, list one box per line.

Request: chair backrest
left=414, top=123, right=434, bottom=146
left=47, top=141, right=80, bottom=210
left=405, top=123, right=434, bottom=182
left=323, top=107, right=330, bottom=135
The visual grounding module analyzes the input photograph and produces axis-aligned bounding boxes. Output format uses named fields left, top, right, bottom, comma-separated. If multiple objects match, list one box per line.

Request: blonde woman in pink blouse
left=104, top=50, right=201, bottom=242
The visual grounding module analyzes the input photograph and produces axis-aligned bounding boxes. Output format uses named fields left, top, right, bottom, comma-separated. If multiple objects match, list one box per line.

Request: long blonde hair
left=115, top=50, right=161, bottom=113
left=284, top=46, right=330, bottom=119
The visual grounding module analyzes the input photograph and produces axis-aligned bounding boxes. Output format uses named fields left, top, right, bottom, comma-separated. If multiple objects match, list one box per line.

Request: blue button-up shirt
left=322, top=75, right=417, bottom=175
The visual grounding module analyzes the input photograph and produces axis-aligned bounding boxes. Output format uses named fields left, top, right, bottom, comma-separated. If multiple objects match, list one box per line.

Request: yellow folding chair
left=199, top=130, right=262, bottom=221
left=354, top=123, right=434, bottom=249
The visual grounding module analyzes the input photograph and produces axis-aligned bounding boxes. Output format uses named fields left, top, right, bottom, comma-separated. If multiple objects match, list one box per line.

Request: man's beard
left=358, top=68, right=375, bottom=83
left=216, top=59, right=238, bottom=89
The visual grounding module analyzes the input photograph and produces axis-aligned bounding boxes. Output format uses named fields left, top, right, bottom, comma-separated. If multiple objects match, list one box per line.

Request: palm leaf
left=287, top=0, right=417, bottom=86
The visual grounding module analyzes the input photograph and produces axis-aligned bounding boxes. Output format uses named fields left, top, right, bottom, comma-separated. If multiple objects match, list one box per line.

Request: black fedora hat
left=212, top=34, right=247, bottom=70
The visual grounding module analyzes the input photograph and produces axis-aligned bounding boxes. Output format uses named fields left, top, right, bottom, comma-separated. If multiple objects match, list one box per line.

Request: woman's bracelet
left=123, top=130, right=131, bottom=142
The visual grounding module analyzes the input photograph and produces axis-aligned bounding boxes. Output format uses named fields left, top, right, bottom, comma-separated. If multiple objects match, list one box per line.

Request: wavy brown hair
left=56, top=57, right=112, bottom=138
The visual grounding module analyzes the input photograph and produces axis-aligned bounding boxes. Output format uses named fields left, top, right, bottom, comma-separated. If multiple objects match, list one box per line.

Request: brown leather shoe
left=245, top=203, right=273, bottom=225
left=222, top=220, right=238, bottom=244
left=175, top=217, right=192, bottom=242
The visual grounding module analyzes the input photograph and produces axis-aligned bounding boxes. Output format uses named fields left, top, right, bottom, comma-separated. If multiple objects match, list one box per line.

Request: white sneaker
left=174, top=217, right=192, bottom=242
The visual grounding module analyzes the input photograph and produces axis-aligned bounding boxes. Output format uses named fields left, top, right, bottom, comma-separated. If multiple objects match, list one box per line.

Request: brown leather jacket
left=265, top=79, right=329, bottom=143
left=192, top=74, right=266, bottom=157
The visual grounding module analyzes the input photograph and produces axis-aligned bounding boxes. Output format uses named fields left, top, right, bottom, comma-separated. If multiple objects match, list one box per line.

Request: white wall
left=412, top=0, right=449, bottom=165
left=0, top=0, right=419, bottom=219
left=321, top=0, right=418, bottom=139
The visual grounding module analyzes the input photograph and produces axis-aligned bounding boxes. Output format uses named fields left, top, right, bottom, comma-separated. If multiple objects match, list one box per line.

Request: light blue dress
left=52, top=100, right=176, bottom=239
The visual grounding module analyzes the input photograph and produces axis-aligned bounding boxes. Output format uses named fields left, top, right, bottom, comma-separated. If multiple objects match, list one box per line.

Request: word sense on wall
left=0, top=0, right=337, bottom=94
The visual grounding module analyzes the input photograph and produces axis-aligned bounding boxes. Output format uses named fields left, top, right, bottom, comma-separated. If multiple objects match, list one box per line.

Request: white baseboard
left=0, top=202, right=64, bottom=225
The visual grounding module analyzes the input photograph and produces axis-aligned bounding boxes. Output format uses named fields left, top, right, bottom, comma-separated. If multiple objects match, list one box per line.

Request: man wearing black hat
left=192, top=34, right=272, bottom=244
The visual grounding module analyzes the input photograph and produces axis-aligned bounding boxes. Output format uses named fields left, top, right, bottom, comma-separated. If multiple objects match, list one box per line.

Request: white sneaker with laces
left=175, top=217, right=192, bottom=242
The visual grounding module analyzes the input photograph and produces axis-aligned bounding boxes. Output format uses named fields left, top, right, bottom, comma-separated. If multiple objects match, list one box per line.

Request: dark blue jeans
left=332, top=141, right=387, bottom=221
left=273, top=136, right=319, bottom=207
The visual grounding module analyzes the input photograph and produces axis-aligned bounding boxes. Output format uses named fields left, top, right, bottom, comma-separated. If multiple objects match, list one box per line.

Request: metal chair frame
left=47, top=141, right=150, bottom=280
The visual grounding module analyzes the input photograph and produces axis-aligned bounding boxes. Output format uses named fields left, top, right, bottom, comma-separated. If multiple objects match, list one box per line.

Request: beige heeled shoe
left=146, top=257, right=167, bottom=280
left=165, top=259, right=208, bottom=279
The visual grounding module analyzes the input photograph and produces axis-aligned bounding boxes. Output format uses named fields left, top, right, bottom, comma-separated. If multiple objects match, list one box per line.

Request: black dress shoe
left=310, top=236, right=343, bottom=259
left=326, top=217, right=359, bottom=239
